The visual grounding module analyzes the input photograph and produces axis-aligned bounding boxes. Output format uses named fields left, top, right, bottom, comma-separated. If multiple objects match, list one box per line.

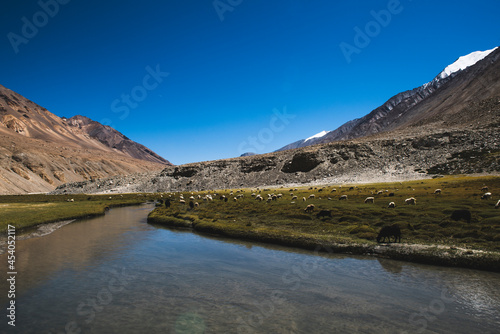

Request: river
left=1, top=204, right=499, bottom=333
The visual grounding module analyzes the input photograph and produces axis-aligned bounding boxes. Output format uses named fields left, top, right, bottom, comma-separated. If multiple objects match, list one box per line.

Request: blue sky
left=1, top=0, right=499, bottom=165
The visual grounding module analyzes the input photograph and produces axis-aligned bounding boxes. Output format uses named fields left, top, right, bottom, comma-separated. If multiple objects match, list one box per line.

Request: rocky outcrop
left=51, top=127, right=500, bottom=194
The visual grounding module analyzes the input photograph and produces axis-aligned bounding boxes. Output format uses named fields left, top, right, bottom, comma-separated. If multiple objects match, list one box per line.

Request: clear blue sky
left=1, top=0, right=499, bottom=165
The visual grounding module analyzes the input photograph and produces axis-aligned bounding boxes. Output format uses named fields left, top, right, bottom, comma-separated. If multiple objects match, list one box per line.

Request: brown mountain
left=0, top=84, right=171, bottom=194
left=277, top=46, right=500, bottom=150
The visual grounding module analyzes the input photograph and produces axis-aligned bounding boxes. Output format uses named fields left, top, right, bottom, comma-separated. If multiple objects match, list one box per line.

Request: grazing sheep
left=316, top=210, right=332, bottom=218
left=388, top=202, right=396, bottom=208
left=308, top=194, right=315, bottom=199
left=189, top=196, right=195, bottom=200
left=318, top=189, right=323, bottom=192
left=388, top=192, right=395, bottom=197
left=277, top=194, right=283, bottom=199
left=339, top=195, right=348, bottom=201
left=364, top=197, right=375, bottom=204
left=405, top=197, right=416, bottom=205
left=495, top=199, right=500, bottom=209
left=434, top=189, right=442, bottom=194
left=179, top=199, right=186, bottom=204
left=481, top=192, right=492, bottom=200
left=66, top=199, right=74, bottom=202
left=189, top=201, right=195, bottom=209
left=233, top=197, right=238, bottom=202
left=302, top=197, right=306, bottom=202
left=292, top=196, right=298, bottom=200
left=482, top=186, right=489, bottom=192
left=194, top=202, right=199, bottom=207
left=331, top=188, right=337, bottom=192
left=377, top=190, right=383, bottom=195
left=224, top=197, right=228, bottom=202
left=304, top=204, right=315, bottom=213
left=328, top=197, right=332, bottom=200
left=377, top=225, right=401, bottom=243
left=450, top=210, right=471, bottom=224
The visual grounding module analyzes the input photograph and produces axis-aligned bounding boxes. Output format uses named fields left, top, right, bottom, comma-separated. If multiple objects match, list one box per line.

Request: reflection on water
left=1, top=204, right=499, bottom=333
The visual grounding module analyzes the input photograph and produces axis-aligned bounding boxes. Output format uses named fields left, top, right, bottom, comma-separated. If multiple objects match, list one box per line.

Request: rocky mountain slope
left=278, top=47, right=499, bottom=151
left=0, top=84, right=171, bottom=194
left=52, top=47, right=500, bottom=194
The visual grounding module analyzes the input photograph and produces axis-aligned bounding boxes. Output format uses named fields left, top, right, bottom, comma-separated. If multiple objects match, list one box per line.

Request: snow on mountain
left=305, top=130, right=329, bottom=142
left=438, top=47, right=498, bottom=79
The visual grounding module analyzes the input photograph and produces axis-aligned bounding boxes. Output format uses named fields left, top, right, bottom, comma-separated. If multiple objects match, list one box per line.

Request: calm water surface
left=1, top=204, right=499, bottom=333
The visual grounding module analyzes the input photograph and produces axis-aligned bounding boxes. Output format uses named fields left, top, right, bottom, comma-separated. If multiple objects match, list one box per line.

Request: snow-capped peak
left=305, top=130, right=329, bottom=142
left=438, top=47, right=497, bottom=79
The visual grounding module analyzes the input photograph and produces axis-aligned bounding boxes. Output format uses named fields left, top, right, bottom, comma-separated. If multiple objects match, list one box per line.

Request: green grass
left=0, top=193, right=156, bottom=233
left=148, top=175, right=500, bottom=257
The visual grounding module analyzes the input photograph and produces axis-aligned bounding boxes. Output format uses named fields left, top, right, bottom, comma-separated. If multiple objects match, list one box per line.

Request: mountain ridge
left=0, top=84, right=171, bottom=194
left=277, top=46, right=500, bottom=151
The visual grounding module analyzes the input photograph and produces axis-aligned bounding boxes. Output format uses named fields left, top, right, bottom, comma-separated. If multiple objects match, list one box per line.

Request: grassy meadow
left=148, top=175, right=500, bottom=270
left=0, top=193, right=155, bottom=233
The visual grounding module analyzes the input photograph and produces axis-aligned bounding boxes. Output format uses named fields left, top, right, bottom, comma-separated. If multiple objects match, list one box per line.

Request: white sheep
left=308, top=194, right=315, bottom=199
left=481, top=192, right=492, bottom=200
left=434, top=189, right=441, bottom=194
left=495, top=199, right=500, bottom=209
left=405, top=197, right=416, bottom=205
left=292, top=196, right=298, bottom=200
left=339, top=195, right=347, bottom=201
left=364, top=197, right=374, bottom=204
left=388, top=202, right=396, bottom=208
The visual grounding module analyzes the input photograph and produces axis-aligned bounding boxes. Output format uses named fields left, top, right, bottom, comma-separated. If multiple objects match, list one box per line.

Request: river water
left=1, top=204, right=499, bottom=333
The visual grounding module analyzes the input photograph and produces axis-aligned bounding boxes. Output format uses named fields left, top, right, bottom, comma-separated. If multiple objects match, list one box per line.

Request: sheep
left=277, top=194, right=283, bottom=199
left=189, top=201, right=194, bottom=209
left=481, top=186, right=489, bottom=192
left=292, top=196, right=298, bottom=200
left=179, top=199, right=186, bottom=204
left=339, top=195, right=347, bottom=201
left=302, top=197, right=306, bottom=202
left=495, top=199, right=500, bottom=209
left=364, top=197, right=375, bottom=204
left=434, top=189, right=442, bottom=194
left=481, top=192, right=492, bottom=200
left=388, top=192, right=395, bottom=197
left=164, top=199, right=171, bottom=208
left=377, top=224, right=401, bottom=243
left=189, top=196, right=195, bottom=200
left=405, top=197, right=416, bottom=205
left=377, top=190, right=383, bottom=195
left=66, top=198, right=74, bottom=202
left=308, top=194, right=315, bottom=199
left=450, top=210, right=471, bottom=224
left=388, top=202, right=396, bottom=208
left=233, top=197, right=238, bottom=202
left=304, top=204, right=315, bottom=213
left=330, top=188, right=337, bottom=192
left=316, top=210, right=332, bottom=218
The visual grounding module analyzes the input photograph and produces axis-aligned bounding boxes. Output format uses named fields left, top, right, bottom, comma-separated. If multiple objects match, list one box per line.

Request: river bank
left=147, top=175, right=500, bottom=272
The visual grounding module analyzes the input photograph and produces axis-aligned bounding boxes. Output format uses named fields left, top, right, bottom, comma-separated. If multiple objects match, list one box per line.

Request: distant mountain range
left=277, top=47, right=499, bottom=151
left=0, top=84, right=171, bottom=194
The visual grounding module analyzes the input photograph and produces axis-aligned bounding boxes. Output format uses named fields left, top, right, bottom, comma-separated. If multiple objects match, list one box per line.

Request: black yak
left=316, top=210, right=332, bottom=218
left=377, top=225, right=401, bottom=243
left=164, top=199, right=171, bottom=208
left=450, top=210, right=471, bottom=224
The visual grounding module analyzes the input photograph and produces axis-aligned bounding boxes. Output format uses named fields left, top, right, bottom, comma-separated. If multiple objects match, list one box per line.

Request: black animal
left=377, top=225, right=401, bottom=243
left=164, top=199, right=171, bottom=208
left=316, top=210, right=332, bottom=218
left=388, top=192, right=395, bottom=197
left=224, top=197, right=228, bottom=202
left=189, top=201, right=194, bottom=209
left=450, top=210, right=471, bottom=224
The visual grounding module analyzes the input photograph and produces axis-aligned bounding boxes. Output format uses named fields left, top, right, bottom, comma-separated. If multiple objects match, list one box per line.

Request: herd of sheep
left=158, top=184, right=498, bottom=244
